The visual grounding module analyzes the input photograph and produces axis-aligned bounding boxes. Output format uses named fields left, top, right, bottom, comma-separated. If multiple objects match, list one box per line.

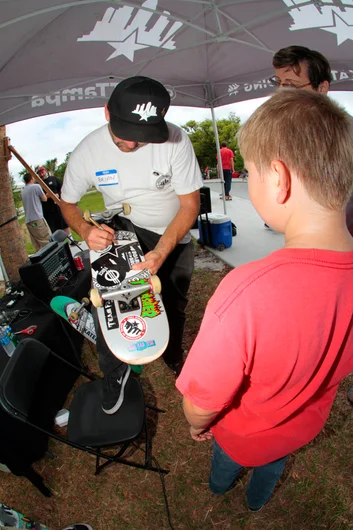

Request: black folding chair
left=0, top=338, right=168, bottom=496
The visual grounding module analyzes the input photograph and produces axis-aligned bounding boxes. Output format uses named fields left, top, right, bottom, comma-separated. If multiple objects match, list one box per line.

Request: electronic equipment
left=19, top=241, right=76, bottom=300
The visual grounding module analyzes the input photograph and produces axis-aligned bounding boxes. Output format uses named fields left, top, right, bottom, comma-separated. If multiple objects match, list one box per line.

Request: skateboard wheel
left=83, top=210, right=91, bottom=222
left=123, top=203, right=131, bottom=215
left=69, top=311, right=79, bottom=321
left=81, top=297, right=90, bottom=306
left=90, top=288, right=103, bottom=308
left=150, top=275, right=161, bottom=294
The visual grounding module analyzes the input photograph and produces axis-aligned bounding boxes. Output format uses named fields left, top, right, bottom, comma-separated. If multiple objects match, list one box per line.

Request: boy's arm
left=183, top=397, right=219, bottom=441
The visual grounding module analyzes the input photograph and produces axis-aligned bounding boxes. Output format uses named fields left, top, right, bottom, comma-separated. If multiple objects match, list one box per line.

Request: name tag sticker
left=95, top=169, right=119, bottom=187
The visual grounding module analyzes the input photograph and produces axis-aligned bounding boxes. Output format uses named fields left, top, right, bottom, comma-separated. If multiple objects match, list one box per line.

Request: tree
left=42, top=158, right=58, bottom=176
left=10, top=173, right=22, bottom=216
left=55, top=152, right=71, bottom=181
left=0, top=126, right=28, bottom=282
left=182, top=113, right=244, bottom=171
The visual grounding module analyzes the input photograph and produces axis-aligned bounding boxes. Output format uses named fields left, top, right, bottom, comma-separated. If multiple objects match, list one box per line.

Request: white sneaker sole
left=102, top=365, right=131, bottom=415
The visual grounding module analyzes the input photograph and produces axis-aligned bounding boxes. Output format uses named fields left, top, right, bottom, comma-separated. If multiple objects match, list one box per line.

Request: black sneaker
left=102, top=365, right=131, bottom=414
left=166, top=361, right=184, bottom=377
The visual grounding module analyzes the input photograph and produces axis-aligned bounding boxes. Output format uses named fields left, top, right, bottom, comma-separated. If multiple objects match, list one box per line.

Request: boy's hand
left=83, top=223, right=115, bottom=251
left=132, top=249, right=166, bottom=275
left=190, top=426, right=214, bottom=442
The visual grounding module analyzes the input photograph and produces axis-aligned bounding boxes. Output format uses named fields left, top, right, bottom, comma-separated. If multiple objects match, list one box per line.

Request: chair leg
left=146, top=404, right=165, bottom=413
left=95, top=442, right=130, bottom=475
left=24, top=467, right=52, bottom=497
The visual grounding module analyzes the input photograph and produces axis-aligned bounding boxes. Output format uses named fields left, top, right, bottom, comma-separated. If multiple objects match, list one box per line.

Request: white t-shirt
left=61, top=122, right=203, bottom=241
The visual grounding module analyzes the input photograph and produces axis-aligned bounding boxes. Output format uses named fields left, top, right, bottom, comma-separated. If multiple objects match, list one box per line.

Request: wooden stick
left=8, top=144, right=60, bottom=205
left=3, top=137, right=12, bottom=161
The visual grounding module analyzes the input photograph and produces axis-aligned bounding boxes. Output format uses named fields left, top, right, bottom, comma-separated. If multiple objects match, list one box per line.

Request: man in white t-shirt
left=60, top=76, right=203, bottom=414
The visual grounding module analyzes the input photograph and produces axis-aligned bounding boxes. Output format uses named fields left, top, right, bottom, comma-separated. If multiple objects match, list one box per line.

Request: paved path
left=191, top=180, right=284, bottom=268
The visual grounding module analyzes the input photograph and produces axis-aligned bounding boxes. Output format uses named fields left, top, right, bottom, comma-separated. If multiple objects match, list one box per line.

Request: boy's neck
left=284, top=210, right=353, bottom=252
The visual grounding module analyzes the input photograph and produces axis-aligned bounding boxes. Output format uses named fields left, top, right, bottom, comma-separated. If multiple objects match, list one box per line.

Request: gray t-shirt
left=21, top=183, right=45, bottom=223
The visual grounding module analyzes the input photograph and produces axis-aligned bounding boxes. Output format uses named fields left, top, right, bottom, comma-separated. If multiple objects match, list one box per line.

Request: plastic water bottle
left=0, top=325, right=18, bottom=357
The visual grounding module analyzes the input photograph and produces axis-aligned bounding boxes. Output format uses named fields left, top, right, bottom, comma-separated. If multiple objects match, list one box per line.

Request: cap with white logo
left=107, top=76, right=170, bottom=144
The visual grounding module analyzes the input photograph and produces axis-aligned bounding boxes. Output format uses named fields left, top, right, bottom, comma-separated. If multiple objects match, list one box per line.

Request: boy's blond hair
left=238, top=89, right=353, bottom=209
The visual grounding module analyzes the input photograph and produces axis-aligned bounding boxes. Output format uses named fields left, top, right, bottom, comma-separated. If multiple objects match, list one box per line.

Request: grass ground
left=0, top=245, right=352, bottom=530
left=20, top=192, right=105, bottom=255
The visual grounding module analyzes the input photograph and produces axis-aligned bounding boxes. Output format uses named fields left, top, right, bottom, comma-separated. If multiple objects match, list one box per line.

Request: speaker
left=192, top=186, right=212, bottom=229
left=19, top=241, right=76, bottom=301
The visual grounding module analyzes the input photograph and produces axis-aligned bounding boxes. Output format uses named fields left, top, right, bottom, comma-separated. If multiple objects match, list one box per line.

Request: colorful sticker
left=128, top=340, right=156, bottom=352
left=120, top=315, right=146, bottom=340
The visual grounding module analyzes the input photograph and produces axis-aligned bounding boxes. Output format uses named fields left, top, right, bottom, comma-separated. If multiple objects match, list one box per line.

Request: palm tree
left=44, top=158, right=58, bottom=176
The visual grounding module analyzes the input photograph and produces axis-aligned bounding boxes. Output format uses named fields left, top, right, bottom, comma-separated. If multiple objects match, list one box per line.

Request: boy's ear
left=104, top=104, right=110, bottom=122
left=270, top=160, right=291, bottom=204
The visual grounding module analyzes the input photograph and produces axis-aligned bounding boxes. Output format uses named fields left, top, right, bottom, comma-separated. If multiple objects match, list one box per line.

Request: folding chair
left=0, top=338, right=168, bottom=496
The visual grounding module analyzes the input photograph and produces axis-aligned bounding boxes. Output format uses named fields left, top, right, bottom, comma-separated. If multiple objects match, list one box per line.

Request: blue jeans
left=223, top=169, right=232, bottom=196
left=209, top=440, right=288, bottom=510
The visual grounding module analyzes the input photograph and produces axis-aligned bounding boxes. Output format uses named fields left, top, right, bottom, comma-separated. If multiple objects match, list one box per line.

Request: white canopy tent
left=1, top=0, right=353, bottom=124
left=1, top=0, right=353, bottom=216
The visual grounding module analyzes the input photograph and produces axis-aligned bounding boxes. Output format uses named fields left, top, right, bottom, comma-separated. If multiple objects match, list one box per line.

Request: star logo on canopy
left=322, top=12, right=353, bottom=45
left=284, top=0, right=353, bottom=46
left=78, top=1, right=183, bottom=62
left=107, top=31, right=147, bottom=61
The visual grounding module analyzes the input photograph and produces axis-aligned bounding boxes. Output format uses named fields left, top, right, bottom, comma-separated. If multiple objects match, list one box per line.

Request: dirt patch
left=193, top=241, right=228, bottom=271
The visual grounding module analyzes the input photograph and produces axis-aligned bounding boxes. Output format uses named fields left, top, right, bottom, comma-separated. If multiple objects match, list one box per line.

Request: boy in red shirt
left=176, top=90, right=353, bottom=511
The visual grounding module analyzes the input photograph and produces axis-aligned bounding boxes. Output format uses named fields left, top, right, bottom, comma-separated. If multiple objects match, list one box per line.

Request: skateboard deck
left=86, top=212, right=169, bottom=365
left=50, top=295, right=143, bottom=374
left=0, top=503, right=50, bottom=529
left=50, top=295, right=96, bottom=343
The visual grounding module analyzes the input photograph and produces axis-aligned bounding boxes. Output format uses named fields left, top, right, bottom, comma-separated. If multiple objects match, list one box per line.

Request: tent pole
left=210, top=104, right=227, bottom=215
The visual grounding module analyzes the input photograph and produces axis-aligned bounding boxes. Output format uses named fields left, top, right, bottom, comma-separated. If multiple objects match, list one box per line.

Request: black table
left=0, top=253, right=92, bottom=494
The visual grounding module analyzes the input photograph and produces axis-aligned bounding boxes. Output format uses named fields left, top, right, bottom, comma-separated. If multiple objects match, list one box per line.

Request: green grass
left=20, top=191, right=105, bottom=252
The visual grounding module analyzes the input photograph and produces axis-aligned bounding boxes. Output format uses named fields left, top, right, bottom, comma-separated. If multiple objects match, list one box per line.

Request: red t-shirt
left=176, top=248, right=353, bottom=466
left=217, top=147, right=234, bottom=170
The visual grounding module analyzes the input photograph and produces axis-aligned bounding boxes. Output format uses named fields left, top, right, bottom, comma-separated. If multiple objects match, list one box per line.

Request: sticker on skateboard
left=50, top=294, right=144, bottom=375
left=50, top=295, right=96, bottom=343
left=84, top=208, right=169, bottom=365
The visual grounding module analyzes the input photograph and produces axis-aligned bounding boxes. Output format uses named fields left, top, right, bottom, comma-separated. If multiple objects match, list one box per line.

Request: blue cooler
left=198, top=213, right=232, bottom=251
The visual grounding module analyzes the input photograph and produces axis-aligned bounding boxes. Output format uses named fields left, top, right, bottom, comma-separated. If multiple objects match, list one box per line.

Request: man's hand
left=83, top=223, right=115, bottom=251
left=132, top=249, right=166, bottom=275
left=190, top=426, right=214, bottom=442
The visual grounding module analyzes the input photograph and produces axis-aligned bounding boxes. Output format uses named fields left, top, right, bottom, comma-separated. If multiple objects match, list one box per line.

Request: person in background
left=60, top=76, right=202, bottom=415
left=176, top=89, right=353, bottom=512
left=217, top=142, right=234, bottom=200
left=21, top=173, right=51, bottom=251
left=36, top=166, right=71, bottom=237
left=266, top=44, right=353, bottom=232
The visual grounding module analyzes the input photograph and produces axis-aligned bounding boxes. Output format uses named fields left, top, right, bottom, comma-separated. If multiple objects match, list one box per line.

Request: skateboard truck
left=69, top=297, right=90, bottom=321
left=83, top=204, right=131, bottom=226
left=90, top=276, right=161, bottom=308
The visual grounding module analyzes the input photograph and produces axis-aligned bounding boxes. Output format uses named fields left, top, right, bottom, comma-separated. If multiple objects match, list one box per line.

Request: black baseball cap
left=107, top=76, right=170, bottom=143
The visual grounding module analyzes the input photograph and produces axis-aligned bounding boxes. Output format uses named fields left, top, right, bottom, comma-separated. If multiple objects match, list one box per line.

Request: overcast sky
left=7, top=92, right=353, bottom=184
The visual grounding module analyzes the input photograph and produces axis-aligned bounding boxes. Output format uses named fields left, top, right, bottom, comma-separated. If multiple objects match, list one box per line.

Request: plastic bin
left=198, top=213, right=232, bottom=251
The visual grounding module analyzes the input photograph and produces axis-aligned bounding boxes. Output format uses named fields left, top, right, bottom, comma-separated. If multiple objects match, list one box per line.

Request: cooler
left=198, top=213, right=232, bottom=251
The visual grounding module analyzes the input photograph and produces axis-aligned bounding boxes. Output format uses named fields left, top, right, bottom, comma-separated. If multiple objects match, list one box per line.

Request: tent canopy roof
left=1, top=0, right=353, bottom=125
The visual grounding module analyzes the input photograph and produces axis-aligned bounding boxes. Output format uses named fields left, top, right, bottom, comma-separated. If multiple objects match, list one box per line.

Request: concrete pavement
left=191, top=181, right=284, bottom=268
